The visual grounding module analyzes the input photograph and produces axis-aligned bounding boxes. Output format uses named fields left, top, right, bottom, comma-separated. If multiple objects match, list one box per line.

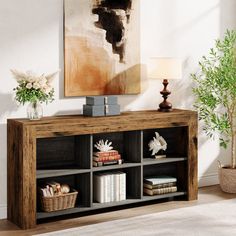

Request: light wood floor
left=0, top=185, right=236, bottom=236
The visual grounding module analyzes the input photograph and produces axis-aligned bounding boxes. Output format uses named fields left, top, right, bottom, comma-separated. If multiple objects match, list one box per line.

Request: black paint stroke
left=92, top=0, right=132, bottom=63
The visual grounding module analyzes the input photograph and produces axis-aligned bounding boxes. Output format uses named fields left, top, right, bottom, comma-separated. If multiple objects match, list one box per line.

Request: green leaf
left=192, top=29, right=236, bottom=148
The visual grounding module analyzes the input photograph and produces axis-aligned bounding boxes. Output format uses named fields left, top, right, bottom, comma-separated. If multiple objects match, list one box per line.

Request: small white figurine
left=94, top=139, right=113, bottom=152
left=148, top=132, right=167, bottom=158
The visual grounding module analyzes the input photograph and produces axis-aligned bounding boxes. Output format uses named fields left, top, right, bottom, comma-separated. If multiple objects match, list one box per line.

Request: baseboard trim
left=0, top=204, right=7, bottom=219
left=198, top=172, right=219, bottom=187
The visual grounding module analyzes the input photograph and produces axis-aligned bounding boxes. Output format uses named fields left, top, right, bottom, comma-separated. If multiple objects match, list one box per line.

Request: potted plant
left=192, top=29, right=236, bottom=193
left=11, top=70, right=59, bottom=120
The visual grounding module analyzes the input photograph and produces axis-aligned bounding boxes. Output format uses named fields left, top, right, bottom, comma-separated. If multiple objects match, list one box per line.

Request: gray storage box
left=105, top=105, right=120, bottom=116
left=86, top=96, right=105, bottom=105
left=86, top=96, right=118, bottom=105
left=83, top=105, right=105, bottom=117
left=104, top=96, right=117, bottom=105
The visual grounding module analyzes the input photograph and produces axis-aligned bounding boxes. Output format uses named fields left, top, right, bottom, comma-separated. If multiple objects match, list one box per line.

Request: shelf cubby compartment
left=36, top=134, right=92, bottom=174
left=142, top=127, right=188, bottom=160
left=143, top=162, right=188, bottom=197
left=92, top=166, right=142, bottom=206
left=92, top=130, right=142, bottom=165
left=37, top=172, right=92, bottom=219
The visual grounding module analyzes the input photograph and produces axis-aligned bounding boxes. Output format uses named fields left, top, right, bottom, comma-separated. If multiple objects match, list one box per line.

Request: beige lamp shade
left=148, top=57, right=182, bottom=80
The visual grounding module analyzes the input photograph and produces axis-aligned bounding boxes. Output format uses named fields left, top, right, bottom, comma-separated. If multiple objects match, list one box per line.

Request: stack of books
left=93, top=172, right=126, bottom=203
left=143, top=175, right=177, bottom=196
left=93, top=150, right=122, bottom=167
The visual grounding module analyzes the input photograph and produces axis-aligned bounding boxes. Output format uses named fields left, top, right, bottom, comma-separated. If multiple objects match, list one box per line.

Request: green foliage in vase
left=192, top=29, right=236, bottom=168
left=12, top=70, right=59, bottom=104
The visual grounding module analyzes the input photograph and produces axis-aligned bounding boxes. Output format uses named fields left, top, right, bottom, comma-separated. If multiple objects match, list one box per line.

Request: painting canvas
left=64, top=0, right=140, bottom=96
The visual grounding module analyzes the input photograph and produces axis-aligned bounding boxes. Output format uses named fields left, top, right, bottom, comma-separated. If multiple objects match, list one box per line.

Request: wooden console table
left=7, top=109, right=198, bottom=229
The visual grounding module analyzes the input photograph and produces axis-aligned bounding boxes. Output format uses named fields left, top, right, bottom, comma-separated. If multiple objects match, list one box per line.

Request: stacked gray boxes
left=83, top=96, right=120, bottom=117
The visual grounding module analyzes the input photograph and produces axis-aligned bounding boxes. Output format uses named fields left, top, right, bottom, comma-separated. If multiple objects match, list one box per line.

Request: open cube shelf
left=37, top=135, right=91, bottom=170
left=143, top=127, right=188, bottom=159
left=7, top=109, right=197, bottom=229
left=93, top=130, right=142, bottom=164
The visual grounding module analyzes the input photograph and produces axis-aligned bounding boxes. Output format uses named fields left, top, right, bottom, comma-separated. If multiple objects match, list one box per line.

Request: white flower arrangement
left=11, top=69, right=59, bottom=104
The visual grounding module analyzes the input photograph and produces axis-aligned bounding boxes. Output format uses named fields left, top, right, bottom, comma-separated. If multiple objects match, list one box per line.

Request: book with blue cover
left=144, top=176, right=177, bottom=185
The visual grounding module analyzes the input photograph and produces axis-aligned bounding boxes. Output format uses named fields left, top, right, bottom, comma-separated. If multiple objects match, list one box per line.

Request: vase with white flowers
left=11, top=69, right=59, bottom=120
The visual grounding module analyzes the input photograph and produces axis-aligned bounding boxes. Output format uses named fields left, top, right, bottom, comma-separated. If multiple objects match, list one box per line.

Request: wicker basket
left=218, top=165, right=236, bottom=193
left=40, top=189, right=78, bottom=212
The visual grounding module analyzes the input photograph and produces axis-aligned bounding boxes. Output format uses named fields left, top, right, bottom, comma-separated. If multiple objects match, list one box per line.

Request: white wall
left=0, top=0, right=235, bottom=219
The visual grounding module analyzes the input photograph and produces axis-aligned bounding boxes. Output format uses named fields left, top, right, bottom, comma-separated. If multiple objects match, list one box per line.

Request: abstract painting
left=64, top=0, right=140, bottom=96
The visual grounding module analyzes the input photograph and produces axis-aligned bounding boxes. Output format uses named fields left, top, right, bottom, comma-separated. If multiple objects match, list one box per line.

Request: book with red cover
left=93, top=154, right=121, bottom=162
left=94, top=150, right=119, bottom=157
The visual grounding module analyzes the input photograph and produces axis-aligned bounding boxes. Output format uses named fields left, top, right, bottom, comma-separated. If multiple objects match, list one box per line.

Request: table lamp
left=148, top=57, right=182, bottom=112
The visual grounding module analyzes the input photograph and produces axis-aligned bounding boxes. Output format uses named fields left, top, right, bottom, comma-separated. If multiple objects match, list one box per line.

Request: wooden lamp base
left=158, top=79, right=172, bottom=112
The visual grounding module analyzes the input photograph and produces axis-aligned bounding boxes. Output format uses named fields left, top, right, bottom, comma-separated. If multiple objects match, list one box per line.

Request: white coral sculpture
left=94, top=140, right=113, bottom=152
left=148, top=132, right=167, bottom=156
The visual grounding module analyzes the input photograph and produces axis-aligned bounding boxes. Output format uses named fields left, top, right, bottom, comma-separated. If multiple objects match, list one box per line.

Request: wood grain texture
left=187, top=114, right=198, bottom=200
left=7, top=121, right=22, bottom=227
left=11, top=109, right=195, bottom=138
left=22, top=126, right=37, bottom=229
left=7, top=109, right=198, bottom=229
left=7, top=122, right=36, bottom=229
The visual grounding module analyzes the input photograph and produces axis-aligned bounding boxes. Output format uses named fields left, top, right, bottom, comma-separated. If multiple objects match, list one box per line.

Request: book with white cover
left=103, top=174, right=107, bottom=202
left=93, top=174, right=105, bottom=203
left=144, top=176, right=177, bottom=185
left=105, top=173, right=111, bottom=203
left=118, top=172, right=126, bottom=201
left=110, top=172, right=116, bottom=202
left=114, top=172, right=120, bottom=201
left=94, top=172, right=126, bottom=203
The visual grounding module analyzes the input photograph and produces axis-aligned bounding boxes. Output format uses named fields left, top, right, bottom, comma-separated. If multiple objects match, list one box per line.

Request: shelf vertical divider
left=75, top=134, right=92, bottom=169
left=124, top=130, right=142, bottom=163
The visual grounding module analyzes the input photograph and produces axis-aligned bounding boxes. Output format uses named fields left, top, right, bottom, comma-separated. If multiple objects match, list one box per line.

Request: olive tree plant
left=192, top=29, right=236, bottom=168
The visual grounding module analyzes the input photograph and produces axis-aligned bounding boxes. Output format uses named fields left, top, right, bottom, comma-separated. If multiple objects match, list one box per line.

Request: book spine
left=120, top=172, right=126, bottom=201
left=143, top=182, right=176, bottom=190
left=107, top=174, right=112, bottom=202
left=104, top=175, right=108, bottom=202
left=143, top=186, right=177, bottom=196
left=153, top=186, right=177, bottom=195
left=144, top=179, right=177, bottom=185
left=93, top=160, right=123, bottom=167
left=111, top=174, right=115, bottom=202
left=94, top=150, right=119, bottom=157
left=93, top=154, right=121, bottom=162
left=94, top=175, right=105, bottom=203
left=114, top=173, right=120, bottom=201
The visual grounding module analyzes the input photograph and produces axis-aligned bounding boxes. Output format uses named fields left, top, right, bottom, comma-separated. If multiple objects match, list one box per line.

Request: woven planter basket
left=40, top=189, right=78, bottom=212
left=218, top=163, right=236, bottom=193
